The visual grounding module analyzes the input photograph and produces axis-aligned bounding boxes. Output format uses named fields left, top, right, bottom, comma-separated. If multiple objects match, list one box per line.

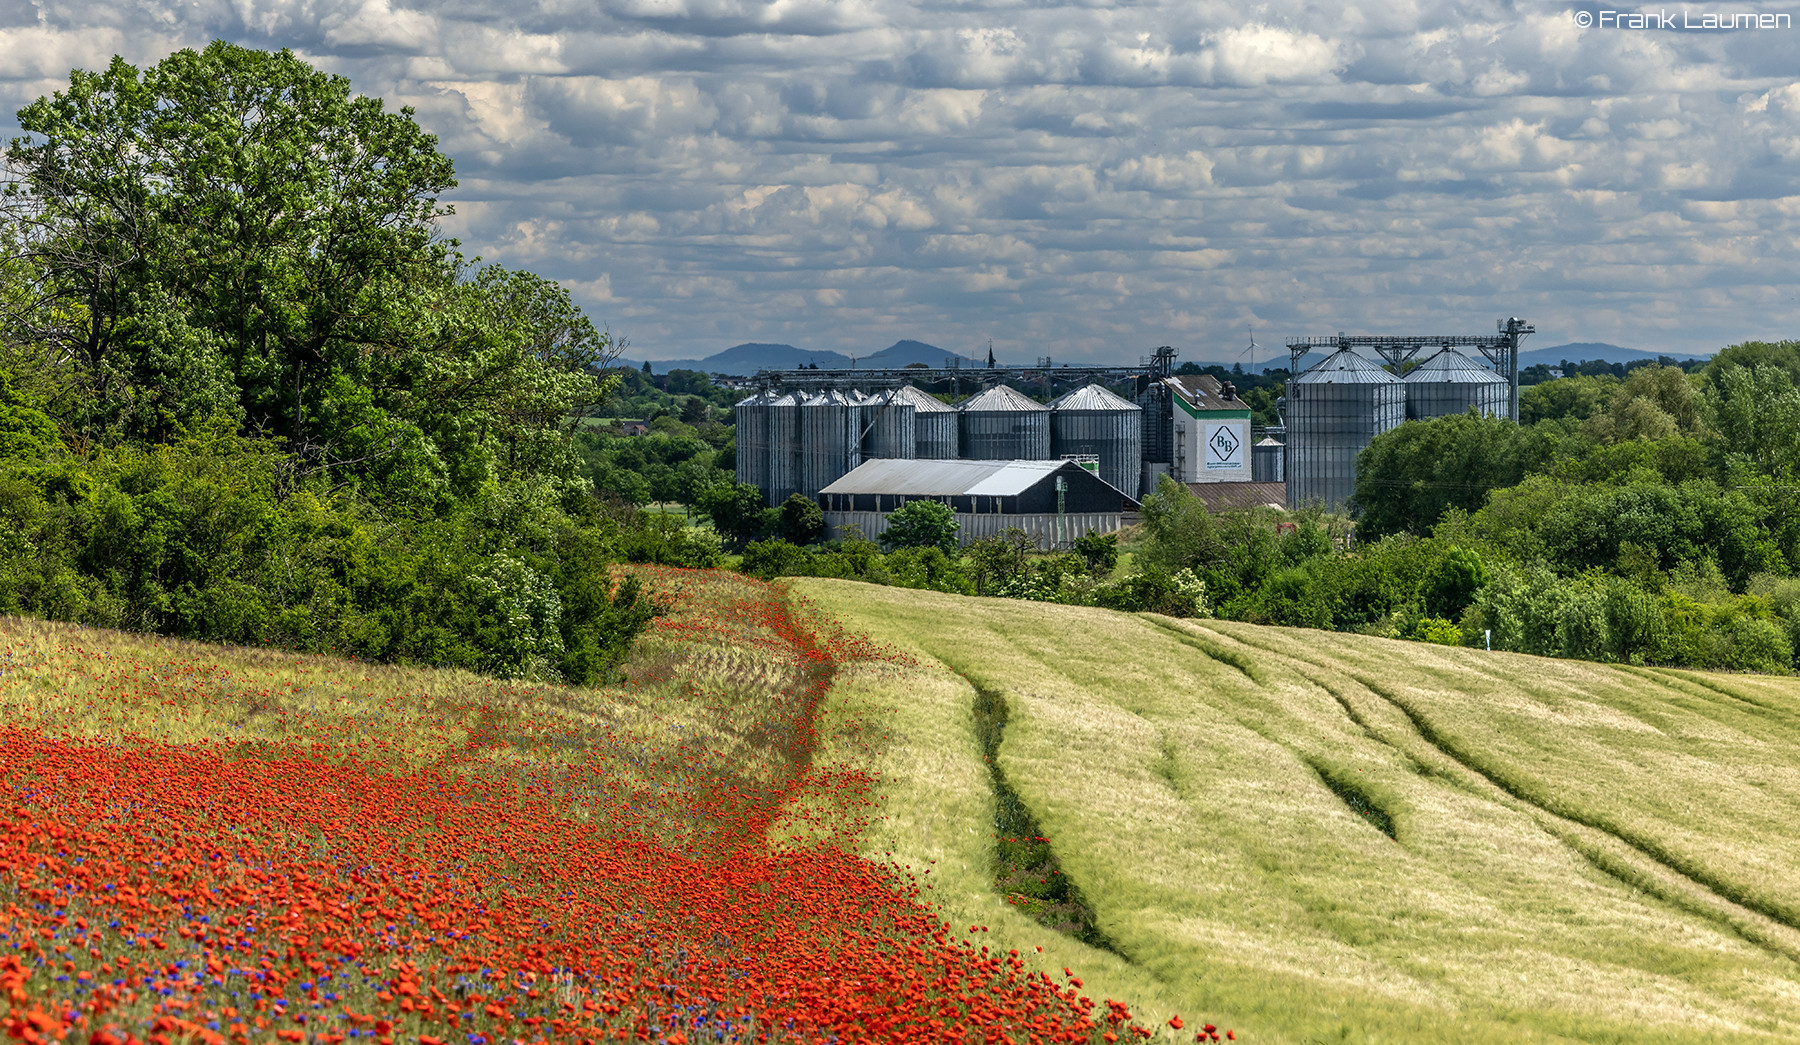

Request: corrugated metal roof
left=959, top=384, right=1048, bottom=413
left=879, top=385, right=957, bottom=413
left=803, top=389, right=855, bottom=406
left=1404, top=348, right=1507, bottom=384
left=1049, top=383, right=1141, bottom=412
left=1168, top=374, right=1250, bottom=410
left=1293, top=348, right=1402, bottom=385
left=1254, top=436, right=1283, bottom=447
left=735, top=390, right=771, bottom=407
left=820, top=457, right=1074, bottom=497
left=1186, top=481, right=1287, bottom=511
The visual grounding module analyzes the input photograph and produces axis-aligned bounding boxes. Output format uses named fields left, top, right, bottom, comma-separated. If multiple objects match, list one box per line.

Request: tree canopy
left=1, top=42, right=615, bottom=507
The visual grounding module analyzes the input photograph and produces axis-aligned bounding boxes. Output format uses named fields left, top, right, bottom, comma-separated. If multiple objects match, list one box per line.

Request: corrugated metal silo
left=1403, top=348, right=1509, bottom=420
left=1285, top=348, right=1404, bottom=511
left=800, top=390, right=861, bottom=499
left=890, top=385, right=958, bottom=458
left=1252, top=436, right=1284, bottom=482
left=764, top=391, right=805, bottom=506
left=861, top=389, right=917, bottom=460
left=959, top=384, right=1052, bottom=460
left=734, top=390, right=770, bottom=493
left=1049, top=383, right=1142, bottom=496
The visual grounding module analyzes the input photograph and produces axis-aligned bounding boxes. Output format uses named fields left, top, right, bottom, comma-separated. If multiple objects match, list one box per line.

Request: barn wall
left=823, top=511, right=1123, bottom=550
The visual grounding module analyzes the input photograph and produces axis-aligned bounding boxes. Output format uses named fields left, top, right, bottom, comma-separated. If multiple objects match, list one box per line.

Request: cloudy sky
left=4, top=1, right=1799, bottom=363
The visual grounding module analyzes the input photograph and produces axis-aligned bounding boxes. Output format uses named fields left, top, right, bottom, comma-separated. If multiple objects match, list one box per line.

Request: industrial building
left=818, top=458, right=1140, bottom=549
left=1164, top=374, right=1253, bottom=485
left=1279, top=318, right=1533, bottom=511
left=1047, top=383, right=1143, bottom=497
left=734, top=316, right=1531, bottom=527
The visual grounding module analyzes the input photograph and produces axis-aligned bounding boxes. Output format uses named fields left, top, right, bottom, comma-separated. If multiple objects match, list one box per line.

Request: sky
left=3, top=2, right=1799, bottom=364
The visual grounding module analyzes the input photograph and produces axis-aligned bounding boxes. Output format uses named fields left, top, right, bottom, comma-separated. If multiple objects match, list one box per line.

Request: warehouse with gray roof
left=818, top=458, right=1139, bottom=549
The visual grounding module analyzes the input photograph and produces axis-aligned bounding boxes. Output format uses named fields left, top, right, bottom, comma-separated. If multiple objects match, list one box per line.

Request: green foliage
left=1520, top=374, right=1618, bottom=424
left=1352, top=412, right=1541, bottom=539
left=613, top=509, right=725, bottom=568
left=965, top=528, right=1034, bottom=596
left=0, top=45, right=674, bottom=684
left=1092, top=567, right=1208, bottom=617
left=777, top=493, right=825, bottom=546
left=575, top=422, right=733, bottom=507
left=0, top=369, right=58, bottom=459
left=1412, top=617, right=1464, bottom=646
left=879, top=499, right=960, bottom=555
left=1072, top=529, right=1119, bottom=575
left=0, top=432, right=663, bottom=682
left=1422, top=547, right=1489, bottom=620
left=694, top=481, right=772, bottom=549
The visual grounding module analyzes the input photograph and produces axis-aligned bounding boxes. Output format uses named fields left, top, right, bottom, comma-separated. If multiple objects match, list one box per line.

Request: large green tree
left=1, top=42, right=614, bottom=505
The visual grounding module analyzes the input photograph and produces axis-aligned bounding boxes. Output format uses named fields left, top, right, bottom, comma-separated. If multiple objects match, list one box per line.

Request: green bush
left=880, top=499, right=960, bottom=554
left=1092, top=567, right=1207, bottom=618
left=0, top=432, right=666, bottom=683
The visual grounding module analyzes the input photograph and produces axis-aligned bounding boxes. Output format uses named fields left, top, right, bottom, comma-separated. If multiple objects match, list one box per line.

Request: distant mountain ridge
left=1521, top=342, right=1712, bottom=366
left=635, top=339, right=982, bottom=374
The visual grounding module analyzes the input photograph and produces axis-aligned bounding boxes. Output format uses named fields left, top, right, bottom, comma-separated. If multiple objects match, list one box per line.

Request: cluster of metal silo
left=1404, top=348, right=1509, bottom=419
left=1253, top=437, right=1284, bottom=482
left=861, top=389, right=917, bottom=460
left=733, top=391, right=771, bottom=493
left=1048, top=384, right=1143, bottom=498
left=763, top=391, right=805, bottom=505
left=740, top=380, right=1151, bottom=505
left=1284, top=348, right=1405, bottom=511
left=959, top=385, right=1052, bottom=460
left=800, top=390, right=862, bottom=499
left=894, top=384, right=959, bottom=458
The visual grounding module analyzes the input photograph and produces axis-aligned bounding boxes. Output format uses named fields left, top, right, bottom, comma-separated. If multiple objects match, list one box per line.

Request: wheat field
left=791, top=579, right=1800, bottom=1045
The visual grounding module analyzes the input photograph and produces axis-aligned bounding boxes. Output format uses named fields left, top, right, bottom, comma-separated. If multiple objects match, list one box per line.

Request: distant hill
left=640, top=343, right=852, bottom=374
left=859, top=340, right=983, bottom=368
left=1522, top=342, right=1711, bottom=366
left=637, top=339, right=982, bottom=375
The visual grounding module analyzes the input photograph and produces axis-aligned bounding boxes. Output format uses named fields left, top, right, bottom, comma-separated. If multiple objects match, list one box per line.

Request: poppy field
left=795, top=578, right=1800, bottom=1045
left=0, top=569, right=1175, bottom=1045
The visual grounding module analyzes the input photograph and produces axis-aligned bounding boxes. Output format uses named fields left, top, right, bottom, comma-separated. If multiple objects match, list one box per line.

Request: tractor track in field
left=1183, top=621, right=1800, bottom=968
left=941, top=660, right=1131, bottom=961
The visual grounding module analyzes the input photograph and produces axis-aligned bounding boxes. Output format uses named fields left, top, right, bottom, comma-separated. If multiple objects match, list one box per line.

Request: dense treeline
left=1136, top=340, right=1800, bottom=671
left=0, top=44, right=666, bottom=681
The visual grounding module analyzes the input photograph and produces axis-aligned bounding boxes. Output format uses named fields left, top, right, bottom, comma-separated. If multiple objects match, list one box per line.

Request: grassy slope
left=791, top=578, right=1800, bottom=1045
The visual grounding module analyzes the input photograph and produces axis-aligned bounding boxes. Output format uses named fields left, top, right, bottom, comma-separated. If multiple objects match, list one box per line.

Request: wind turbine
left=1236, top=325, right=1260, bottom=372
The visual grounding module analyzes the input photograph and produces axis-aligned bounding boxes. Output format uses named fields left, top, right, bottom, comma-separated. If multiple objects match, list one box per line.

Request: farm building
left=818, top=458, right=1140, bottom=550
left=1166, top=374, right=1252, bottom=484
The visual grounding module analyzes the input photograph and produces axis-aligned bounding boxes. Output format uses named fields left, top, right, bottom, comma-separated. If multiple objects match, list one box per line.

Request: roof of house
left=820, top=457, right=1138, bottom=504
left=1168, top=374, right=1250, bottom=410
left=1185, top=481, right=1287, bottom=512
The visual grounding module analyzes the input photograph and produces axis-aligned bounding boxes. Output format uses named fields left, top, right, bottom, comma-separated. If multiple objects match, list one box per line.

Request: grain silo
left=891, top=384, right=959, bottom=459
left=1252, top=436, right=1285, bottom=482
left=764, top=391, right=805, bottom=505
left=861, top=389, right=917, bottom=460
left=959, top=384, right=1052, bottom=460
left=734, top=390, right=771, bottom=492
left=1049, top=383, right=1142, bottom=496
left=1403, top=348, right=1509, bottom=420
left=800, top=390, right=861, bottom=499
left=1284, top=348, right=1404, bottom=512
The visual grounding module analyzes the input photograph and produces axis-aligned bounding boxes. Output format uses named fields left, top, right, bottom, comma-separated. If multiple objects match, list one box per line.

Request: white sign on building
left=1205, top=421, right=1246, bottom=471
